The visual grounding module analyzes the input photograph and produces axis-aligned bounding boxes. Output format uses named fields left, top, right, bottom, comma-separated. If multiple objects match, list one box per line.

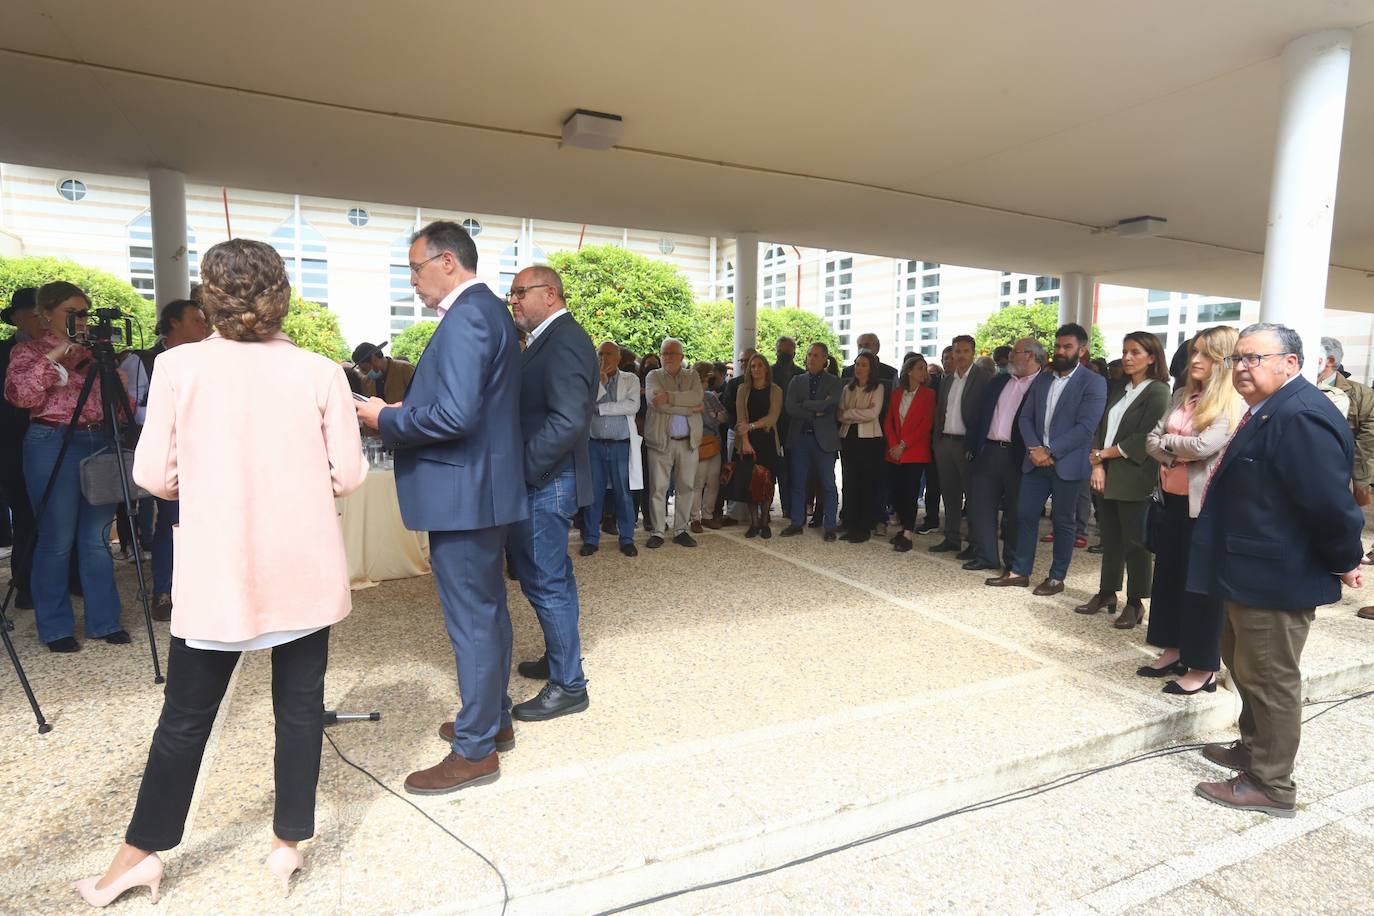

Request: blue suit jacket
left=379, top=282, right=528, bottom=533
left=518, top=311, right=597, bottom=506
left=1017, top=367, right=1107, bottom=480
left=1187, top=376, right=1363, bottom=610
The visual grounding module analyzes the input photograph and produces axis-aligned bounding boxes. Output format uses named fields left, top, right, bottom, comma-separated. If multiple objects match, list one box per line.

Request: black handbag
left=1143, top=487, right=1167, bottom=554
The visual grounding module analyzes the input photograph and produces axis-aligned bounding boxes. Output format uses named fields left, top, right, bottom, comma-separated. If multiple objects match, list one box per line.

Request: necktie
left=1199, top=408, right=1253, bottom=508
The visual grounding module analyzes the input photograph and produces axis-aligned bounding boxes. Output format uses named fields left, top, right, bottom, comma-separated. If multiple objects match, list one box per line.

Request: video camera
left=66, top=307, right=133, bottom=349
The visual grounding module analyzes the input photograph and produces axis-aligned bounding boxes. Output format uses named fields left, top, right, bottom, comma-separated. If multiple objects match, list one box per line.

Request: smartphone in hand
left=352, top=392, right=370, bottom=402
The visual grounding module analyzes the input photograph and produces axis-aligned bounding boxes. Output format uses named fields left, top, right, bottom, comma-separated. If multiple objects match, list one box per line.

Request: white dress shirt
left=1043, top=364, right=1078, bottom=449
left=526, top=307, right=567, bottom=343
left=944, top=367, right=971, bottom=435
left=435, top=277, right=484, bottom=318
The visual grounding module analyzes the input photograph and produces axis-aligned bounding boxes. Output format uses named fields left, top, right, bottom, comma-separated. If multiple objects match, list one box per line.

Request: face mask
left=367, top=369, right=383, bottom=380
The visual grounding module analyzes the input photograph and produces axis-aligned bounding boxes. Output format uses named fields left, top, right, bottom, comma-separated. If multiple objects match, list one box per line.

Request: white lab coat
left=597, top=369, right=643, bottom=490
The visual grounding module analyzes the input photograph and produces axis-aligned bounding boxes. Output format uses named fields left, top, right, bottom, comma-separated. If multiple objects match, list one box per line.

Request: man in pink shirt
left=962, top=338, right=1046, bottom=573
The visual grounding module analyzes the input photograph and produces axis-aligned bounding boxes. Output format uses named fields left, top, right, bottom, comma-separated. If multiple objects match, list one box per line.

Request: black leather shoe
left=619, top=542, right=638, bottom=557
left=1136, top=660, right=1187, bottom=678
left=928, top=541, right=960, bottom=553
left=512, top=683, right=590, bottom=722
left=780, top=525, right=804, bottom=537
left=673, top=532, right=697, bottom=547
left=646, top=535, right=665, bottom=549
left=823, top=529, right=838, bottom=542
left=961, top=559, right=997, bottom=571
left=47, top=636, right=80, bottom=653
left=848, top=533, right=870, bottom=544
left=579, top=543, right=598, bottom=557
left=955, top=547, right=976, bottom=561
left=99, top=629, right=132, bottom=645
left=893, top=536, right=913, bottom=553
left=517, top=655, right=550, bottom=680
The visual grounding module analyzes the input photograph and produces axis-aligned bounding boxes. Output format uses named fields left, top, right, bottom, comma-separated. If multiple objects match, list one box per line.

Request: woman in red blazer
left=884, top=355, right=936, bottom=552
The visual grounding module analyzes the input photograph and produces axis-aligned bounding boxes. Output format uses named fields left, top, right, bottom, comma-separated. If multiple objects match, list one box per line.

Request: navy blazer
left=518, top=311, right=597, bottom=507
left=966, top=372, right=1042, bottom=463
left=1187, top=376, right=1364, bottom=610
left=1017, top=367, right=1107, bottom=480
left=379, top=282, right=528, bottom=533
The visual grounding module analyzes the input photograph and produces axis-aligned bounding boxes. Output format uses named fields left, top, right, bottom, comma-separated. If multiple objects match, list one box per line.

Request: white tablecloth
left=336, top=468, right=430, bottom=590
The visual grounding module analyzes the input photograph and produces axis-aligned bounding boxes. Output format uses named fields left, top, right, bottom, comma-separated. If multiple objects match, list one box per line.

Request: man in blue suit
left=356, top=221, right=527, bottom=795
left=505, top=265, right=598, bottom=722
left=986, top=323, right=1106, bottom=596
left=1189, top=323, right=1364, bottom=817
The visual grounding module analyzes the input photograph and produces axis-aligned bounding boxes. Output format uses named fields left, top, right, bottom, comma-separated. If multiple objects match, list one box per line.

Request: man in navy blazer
left=986, top=323, right=1106, bottom=596
left=357, top=221, right=527, bottom=796
left=1188, top=323, right=1364, bottom=818
left=505, top=265, right=597, bottom=723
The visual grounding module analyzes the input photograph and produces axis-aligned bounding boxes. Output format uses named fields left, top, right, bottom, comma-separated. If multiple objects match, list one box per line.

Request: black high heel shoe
left=1136, top=660, right=1187, bottom=678
left=1162, top=673, right=1217, bottom=695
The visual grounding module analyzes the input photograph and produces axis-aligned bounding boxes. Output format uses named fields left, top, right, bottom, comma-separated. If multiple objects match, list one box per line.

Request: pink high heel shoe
left=74, top=852, right=163, bottom=907
left=267, top=846, right=303, bottom=897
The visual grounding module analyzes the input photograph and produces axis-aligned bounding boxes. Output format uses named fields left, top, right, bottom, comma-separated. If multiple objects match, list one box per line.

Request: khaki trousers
left=1221, top=601, right=1314, bottom=805
left=648, top=438, right=699, bottom=537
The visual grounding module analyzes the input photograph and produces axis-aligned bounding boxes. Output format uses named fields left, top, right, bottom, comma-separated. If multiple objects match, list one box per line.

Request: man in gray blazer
left=781, top=342, right=843, bottom=540
left=931, top=334, right=993, bottom=555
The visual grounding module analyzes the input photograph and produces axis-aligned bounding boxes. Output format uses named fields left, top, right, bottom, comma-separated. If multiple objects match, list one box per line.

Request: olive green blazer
left=1095, top=379, right=1172, bottom=502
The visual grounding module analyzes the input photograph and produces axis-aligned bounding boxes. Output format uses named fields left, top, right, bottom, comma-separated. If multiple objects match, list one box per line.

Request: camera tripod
left=1, top=338, right=163, bottom=733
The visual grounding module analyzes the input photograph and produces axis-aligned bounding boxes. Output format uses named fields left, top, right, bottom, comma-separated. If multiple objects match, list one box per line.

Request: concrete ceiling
left=2, top=1, right=1374, bottom=307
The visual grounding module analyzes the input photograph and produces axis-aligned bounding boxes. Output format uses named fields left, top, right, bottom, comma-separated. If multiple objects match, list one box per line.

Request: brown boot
left=404, top=752, right=499, bottom=795
left=438, top=721, right=515, bottom=752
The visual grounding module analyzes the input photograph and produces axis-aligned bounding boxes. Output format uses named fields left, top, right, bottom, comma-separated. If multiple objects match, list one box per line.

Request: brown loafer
left=690, top=521, right=704, bottom=534
left=701, top=518, right=723, bottom=530
left=718, top=517, right=739, bottom=527
left=404, top=751, right=499, bottom=795
left=1033, top=578, right=1065, bottom=597
left=985, top=573, right=1029, bottom=587
left=1074, top=592, right=1117, bottom=615
left=438, top=721, right=515, bottom=753
left=1202, top=740, right=1252, bottom=772
left=1358, top=606, right=1374, bottom=620
left=1194, top=774, right=1294, bottom=818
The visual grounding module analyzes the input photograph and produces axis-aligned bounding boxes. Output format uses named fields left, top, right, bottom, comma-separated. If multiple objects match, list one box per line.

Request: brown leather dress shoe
left=1202, top=740, right=1252, bottom=771
left=985, top=573, right=1029, bottom=587
left=718, top=517, right=739, bottom=527
left=1195, top=773, right=1294, bottom=818
left=1033, top=578, right=1065, bottom=596
left=438, top=721, right=515, bottom=752
left=404, top=752, right=499, bottom=795
left=690, top=520, right=704, bottom=534
left=701, top=518, right=723, bottom=530
left=1358, top=606, right=1374, bottom=620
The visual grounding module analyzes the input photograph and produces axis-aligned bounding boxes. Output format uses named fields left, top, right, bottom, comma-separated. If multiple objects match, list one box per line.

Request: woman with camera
left=3, top=281, right=132, bottom=652
left=74, top=239, right=367, bottom=907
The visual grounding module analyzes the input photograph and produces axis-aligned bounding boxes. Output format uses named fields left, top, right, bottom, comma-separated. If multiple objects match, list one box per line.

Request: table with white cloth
left=336, top=467, right=430, bottom=590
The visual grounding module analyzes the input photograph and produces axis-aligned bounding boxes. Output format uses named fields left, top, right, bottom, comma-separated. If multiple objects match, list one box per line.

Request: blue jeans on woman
left=23, top=425, right=123, bottom=643
left=152, top=497, right=179, bottom=594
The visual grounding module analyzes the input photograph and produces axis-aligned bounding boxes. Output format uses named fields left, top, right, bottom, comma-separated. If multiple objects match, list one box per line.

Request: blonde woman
left=735, top=352, right=782, bottom=537
left=1141, top=325, right=1243, bottom=695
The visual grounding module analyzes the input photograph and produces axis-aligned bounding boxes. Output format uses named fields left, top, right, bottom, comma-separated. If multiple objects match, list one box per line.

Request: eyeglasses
left=1224, top=352, right=1290, bottom=368
left=508, top=284, right=552, bottom=300
left=408, top=252, right=446, bottom=276
left=661, top=350, right=685, bottom=359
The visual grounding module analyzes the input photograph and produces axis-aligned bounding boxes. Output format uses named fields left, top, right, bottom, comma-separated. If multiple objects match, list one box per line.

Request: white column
left=147, top=168, right=190, bottom=315
left=733, top=232, right=760, bottom=360
left=708, top=236, right=718, bottom=300
left=1059, top=273, right=1080, bottom=327
left=1258, top=29, right=1353, bottom=380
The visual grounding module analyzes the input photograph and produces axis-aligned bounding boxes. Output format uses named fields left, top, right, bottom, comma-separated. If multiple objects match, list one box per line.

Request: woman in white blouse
left=836, top=352, right=886, bottom=544
left=1078, top=332, right=1172, bottom=628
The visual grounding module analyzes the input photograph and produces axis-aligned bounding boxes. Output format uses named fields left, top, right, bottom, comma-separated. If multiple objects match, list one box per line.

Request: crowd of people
left=4, top=220, right=1369, bottom=905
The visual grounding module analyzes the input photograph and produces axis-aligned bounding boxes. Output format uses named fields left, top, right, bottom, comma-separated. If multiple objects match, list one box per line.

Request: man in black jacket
left=1189, top=323, right=1364, bottom=817
left=0, top=288, right=44, bottom=608
left=506, top=265, right=598, bottom=722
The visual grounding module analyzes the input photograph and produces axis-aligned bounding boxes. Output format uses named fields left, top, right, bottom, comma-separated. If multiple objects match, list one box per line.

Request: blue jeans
left=508, top=470, right=587, bottom=692
left=152, top=497, right=179, bottom=594
left=584, top=439, right=635, bottom=546
left=23, top=426, right=123, bottom=643
left=789, top=434, right=838, bottom=529
left=1013, top=466, right=1081, bottom=581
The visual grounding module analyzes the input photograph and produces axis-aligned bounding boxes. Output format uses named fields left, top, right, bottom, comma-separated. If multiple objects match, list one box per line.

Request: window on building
left=58, top=178, right=87, bottom=201
left=1147, top=307, right=1169, bottom=326
left=920, top=309, right=939, bottom=324
left=921, top=327, right=938, bottom=341
left=347, top=207, right=369, bottom=227
left=922, top=274, right=939, bottom=288
left=905, top=328, right=915, bottom=342
left=1000, top=281, right=1011, bottom=296
left=838, top=318, right=850, bottom=330
left=461, top=218, right=483, bottom=237
left=923, top=262, right=941, bottom=271
left=1017, top=278, right=1028, bottom=294
left=825, top=253, right=854, bottom=317
left=905, top=311, right=916, bottom=324
left=896, top=258, right=921, bottom=308
left=1155, top=333, right=1169, bottom=352
left=761, top=245, right=787, bottom=309
left=389, top=233, right=430, bottom=332
left=1147, top=289, right=1171, bottom=302
left=920, top=344, right=937, bottom=357
left=724, top=260, right=734, bottom=301
left=1196, top=301, right=1242, bottom=323
left=1035, top=276, right=1060, bottom=292
left=999, top=300, right=1010, bottom=309
left=499, top=239, right=548, bottom=298
left=922, top=291, right=939, bottom=305
left=127, top=211, right=199, bottom=302
left=269, top=217, right=329, bottom=303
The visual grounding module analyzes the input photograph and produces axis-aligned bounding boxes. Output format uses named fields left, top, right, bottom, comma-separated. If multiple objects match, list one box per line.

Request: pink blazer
left=133, top=332, right=367, bottom=642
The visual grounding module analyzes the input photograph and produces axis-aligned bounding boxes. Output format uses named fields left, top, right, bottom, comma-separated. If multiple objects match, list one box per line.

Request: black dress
left=744, top=385, right=779, bottom=482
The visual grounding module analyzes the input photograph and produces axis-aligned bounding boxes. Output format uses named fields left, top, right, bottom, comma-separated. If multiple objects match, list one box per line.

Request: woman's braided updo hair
left=199, top=238, right=291, bottom=341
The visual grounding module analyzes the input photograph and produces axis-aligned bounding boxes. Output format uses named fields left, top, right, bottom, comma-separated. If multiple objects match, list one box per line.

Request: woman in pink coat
left=76, top=239, right=367, bottom=907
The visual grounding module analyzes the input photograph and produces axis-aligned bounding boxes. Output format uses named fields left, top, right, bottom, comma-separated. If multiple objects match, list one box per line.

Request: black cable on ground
left=323, top=728, right=509, bottom=916
left=594, top=688, right=1374, bottom=914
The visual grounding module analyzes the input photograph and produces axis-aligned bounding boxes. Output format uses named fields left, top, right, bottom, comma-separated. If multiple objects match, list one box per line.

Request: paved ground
left=1, top=506, right=1372, bottom=915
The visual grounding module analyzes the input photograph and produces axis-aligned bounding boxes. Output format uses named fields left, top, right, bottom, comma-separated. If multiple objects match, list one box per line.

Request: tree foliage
left=548, top=244, right=696, bottom=358
left=390, top=320, right=438, bottom=363
left=0, top=255, right=156, bottom=344
left=281, top=294, right=350, bottom=361
left=974, top=301, right=1105, bottom=359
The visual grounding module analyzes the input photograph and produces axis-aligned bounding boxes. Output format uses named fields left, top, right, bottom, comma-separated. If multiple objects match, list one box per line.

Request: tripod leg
left=0, top=580, right=51, bottom=733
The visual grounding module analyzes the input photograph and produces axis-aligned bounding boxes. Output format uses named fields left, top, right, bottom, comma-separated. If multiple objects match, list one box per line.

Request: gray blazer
left=784, top=371, right=843, bottom=452
left=933, top=364, right=993, bottom=436
left=1144, top=389, right=1241, bottom=518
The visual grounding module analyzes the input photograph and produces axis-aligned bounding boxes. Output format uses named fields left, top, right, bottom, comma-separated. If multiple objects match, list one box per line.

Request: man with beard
left=986, top=323, right=1106, bottom=596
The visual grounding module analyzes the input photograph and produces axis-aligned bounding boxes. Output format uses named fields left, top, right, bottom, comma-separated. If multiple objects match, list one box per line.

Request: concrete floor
left=1, top=512, right=1372, bottom=915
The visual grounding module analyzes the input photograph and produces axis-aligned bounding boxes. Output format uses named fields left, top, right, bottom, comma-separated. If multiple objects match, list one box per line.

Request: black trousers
left=967, top=443, right=1021, bottom=568
left=1146, top=494, right=1223, bottom=670
left=891, top=462, right=927, bottom=532
left=0, top=443, right=33, bottom=597
left=839, top=434, right=884, bottom=534
left=922, top=452, right=941, bottom=527
left=125, top=628, right=330, bottom=850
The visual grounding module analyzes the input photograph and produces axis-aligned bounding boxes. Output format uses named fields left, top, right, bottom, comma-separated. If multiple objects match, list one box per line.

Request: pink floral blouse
left=3, top=334, right=134, bottom=427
